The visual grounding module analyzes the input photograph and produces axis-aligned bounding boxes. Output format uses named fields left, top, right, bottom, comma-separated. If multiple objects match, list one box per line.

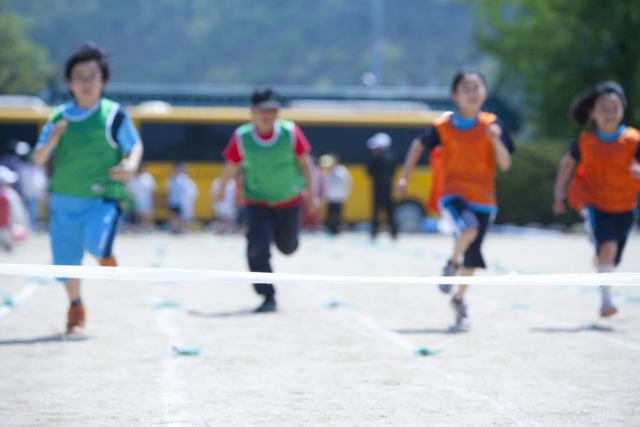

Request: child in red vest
left=553, top=81, right=640, bottom=317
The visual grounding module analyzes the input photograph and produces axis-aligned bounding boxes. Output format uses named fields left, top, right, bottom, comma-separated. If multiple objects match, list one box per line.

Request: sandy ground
left=0, top=229, right=639, bottom=426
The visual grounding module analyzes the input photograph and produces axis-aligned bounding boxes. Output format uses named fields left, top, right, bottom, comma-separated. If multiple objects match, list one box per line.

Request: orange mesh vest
left=568, top=127, right=640, bottom=213
left=433, top=112, right=498, bottom=206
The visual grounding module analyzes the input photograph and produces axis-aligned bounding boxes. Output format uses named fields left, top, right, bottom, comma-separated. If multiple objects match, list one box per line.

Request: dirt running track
left=1, top=231, right=639, bottom=426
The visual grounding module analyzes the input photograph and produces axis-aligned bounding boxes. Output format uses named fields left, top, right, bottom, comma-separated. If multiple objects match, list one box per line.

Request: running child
left=396, top=68, right=514, bottom=327
left=217, top=86, right=319, bottom=312
left=553, top=81, right=640, bottom=318
left=33, top=42, right=143, bottom=333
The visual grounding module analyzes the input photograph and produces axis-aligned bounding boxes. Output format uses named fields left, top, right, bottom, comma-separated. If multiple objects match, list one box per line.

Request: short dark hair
left=251, top=86, right=281, bottom=108
left=569, top=81, right=627, bottom=126
left=65, top=42, right=110, bottom=81
left=451, top=67, right=487, bottom=92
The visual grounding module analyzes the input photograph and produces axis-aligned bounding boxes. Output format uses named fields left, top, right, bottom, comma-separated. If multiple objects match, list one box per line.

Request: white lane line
left=301, top=284, right=537, bottom=427
left=0, top=282, right=41, bottom=320
left=148, top=245, right=191, bottom=427
left=155, top=309, right=191, bottom=427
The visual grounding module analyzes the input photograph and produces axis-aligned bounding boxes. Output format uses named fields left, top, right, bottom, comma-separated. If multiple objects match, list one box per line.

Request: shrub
left=495, top=139, right=581, bottom=226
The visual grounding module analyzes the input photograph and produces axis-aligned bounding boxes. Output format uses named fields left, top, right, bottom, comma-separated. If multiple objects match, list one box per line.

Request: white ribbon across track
left=0, top=264, right=639, bottom=286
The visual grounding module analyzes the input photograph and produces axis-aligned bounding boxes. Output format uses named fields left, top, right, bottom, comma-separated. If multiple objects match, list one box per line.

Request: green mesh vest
left=48, top=98, right=127, bottom=200
left=238, top=119, right=305, bottom=205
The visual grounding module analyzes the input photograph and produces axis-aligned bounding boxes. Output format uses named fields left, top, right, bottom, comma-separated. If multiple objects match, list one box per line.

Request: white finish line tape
left=0, top=264, right=639, bottom=286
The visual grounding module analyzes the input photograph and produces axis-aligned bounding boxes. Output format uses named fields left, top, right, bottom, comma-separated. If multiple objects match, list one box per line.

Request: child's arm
left=109, top=141, right=144, bottom=182
left=32, top=120, right=68, bottom=166
left=217, top=162, right=240, bottom=204
left=487, top=123, right=511, bottom=171
left=396, top=138, right=424, bottom=196
left=552, top=153, right=577, bottom=215
left=297, top=153, right=320, bottom=215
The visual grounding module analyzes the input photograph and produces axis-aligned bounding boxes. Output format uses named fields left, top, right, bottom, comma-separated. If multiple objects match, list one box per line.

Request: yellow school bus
left=0, top=103, right=443, bottom=228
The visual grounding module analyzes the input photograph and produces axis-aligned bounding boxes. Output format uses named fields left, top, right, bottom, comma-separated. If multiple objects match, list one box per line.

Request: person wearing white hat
left=367, top=133, right=399, bottom=239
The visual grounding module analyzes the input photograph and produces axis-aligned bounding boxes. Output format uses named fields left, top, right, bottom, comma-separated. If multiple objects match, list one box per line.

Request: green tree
left=0, top=0, right=53, bottom=94
left=473, top=0, right=640, bottom=136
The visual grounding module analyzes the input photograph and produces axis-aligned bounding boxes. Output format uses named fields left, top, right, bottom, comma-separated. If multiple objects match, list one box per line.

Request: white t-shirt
left=167, top=173, right=199, bottom=221
left=324, top=164, right=353, bottom=203
left=210, top=178, right=237, bottom=220
left=18, top=163, right=48, bottom=199
left=127, top=172, right=157, bottom=214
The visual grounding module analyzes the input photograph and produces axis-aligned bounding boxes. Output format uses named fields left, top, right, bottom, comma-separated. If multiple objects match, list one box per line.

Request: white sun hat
left=367, top=132, right=392, bottom=150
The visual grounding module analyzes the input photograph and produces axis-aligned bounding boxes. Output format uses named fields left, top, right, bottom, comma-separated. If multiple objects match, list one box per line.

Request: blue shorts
left=582, top=206, right=637, bottom=266
left=438, top=196, right=497, bottom=269
left=49, top=194, right=122, bottom=281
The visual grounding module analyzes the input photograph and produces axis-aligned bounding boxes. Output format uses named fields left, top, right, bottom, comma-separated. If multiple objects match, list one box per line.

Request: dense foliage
left=473, top=0, right=640, bottom=137
left=8, top=0, right=479, bottom=87
left=495, top=140, right=580, bottom=226
left=0, top=0, right=53, bottom=94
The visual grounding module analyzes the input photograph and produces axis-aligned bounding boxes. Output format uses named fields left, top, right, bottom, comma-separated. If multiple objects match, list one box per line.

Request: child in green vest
left=218, top=87, right=319, bottom=312
left=33, top=42, right=144, bottom=333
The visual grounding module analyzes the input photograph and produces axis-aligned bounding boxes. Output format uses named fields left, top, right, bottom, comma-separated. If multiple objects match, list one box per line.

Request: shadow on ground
left=0, top=334, right=87, bottom=345
left=530, top=324, right=614, bottom=333
left=187, top=309, right=260, bottom=318
left=394, top=326, right=469, bottom=335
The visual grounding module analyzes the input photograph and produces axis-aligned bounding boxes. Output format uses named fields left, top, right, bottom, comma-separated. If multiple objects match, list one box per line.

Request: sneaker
left=67, top=304, right=85, bottom=333
left=254, top=297, right=277, bottom=313
left=439, top=261, right=459, bottom=293
left=600, top=305, right=618, bottom=318
left=450, top=297, right=470, bottom=328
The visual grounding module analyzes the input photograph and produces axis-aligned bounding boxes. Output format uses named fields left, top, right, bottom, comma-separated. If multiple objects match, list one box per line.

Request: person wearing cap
left=217, top=86, right=319, bottom=312
left=320, top=154, right=353, bottom=234
left=367, top=132, right=399, bottom=239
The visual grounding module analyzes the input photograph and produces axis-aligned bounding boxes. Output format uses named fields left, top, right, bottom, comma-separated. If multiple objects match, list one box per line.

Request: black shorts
left=438, top=196, right=495, bottom=269
left=168, top=204, right=181, bottom=215
left=582, top=206, right=637, bottom=265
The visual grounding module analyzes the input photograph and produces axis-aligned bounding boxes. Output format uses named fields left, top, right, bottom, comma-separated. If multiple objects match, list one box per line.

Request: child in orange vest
left=397, top=68, right=514, bottom=327
left=553, top=81, right=640, bottom=318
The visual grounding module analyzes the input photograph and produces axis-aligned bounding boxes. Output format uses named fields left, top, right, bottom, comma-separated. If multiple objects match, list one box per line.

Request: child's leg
left=583, top=206, right=635, bottom=317
left=85, top=200, right=121, bottom=268
left=451, top=228, right=479, bottom=265
left=454, top=268, right=476, bottom=302
left=596, top=240, right=617, bottom=315
left=65, top=277, right=85, bottom=332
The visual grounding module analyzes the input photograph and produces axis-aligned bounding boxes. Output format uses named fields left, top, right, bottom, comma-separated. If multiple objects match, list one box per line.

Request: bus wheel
left=394, top=201, right=425, bottom=233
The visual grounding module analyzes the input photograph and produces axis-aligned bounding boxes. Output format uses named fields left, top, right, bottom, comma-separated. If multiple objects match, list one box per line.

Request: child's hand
left=630, top=163, right=640, bottom=180
left=395, top=177, right=408, bottom=196
left=487, top=123, right=502, bottom=142
left=305, top=194, right=320, bottom=217
left=552, top=194, right=566, bottom=215
left=109, top=159, right=137, bottom=182
left=49, top=120, right=68, bottom=146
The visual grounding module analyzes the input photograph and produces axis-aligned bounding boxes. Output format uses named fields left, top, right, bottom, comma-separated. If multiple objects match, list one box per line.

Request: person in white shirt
left=320, top=154, right=353, bottom=234
left=126, top=165, right=157, bottom=230
left=18, top=158, right=48, bottom=231
left=166, top=163, right=199, bottom=233
left=210, top=177, right=238, bottom=233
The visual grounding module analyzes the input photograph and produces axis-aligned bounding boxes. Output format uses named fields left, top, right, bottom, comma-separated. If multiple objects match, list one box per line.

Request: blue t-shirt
left=36, top=100, right=140, bottom=156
